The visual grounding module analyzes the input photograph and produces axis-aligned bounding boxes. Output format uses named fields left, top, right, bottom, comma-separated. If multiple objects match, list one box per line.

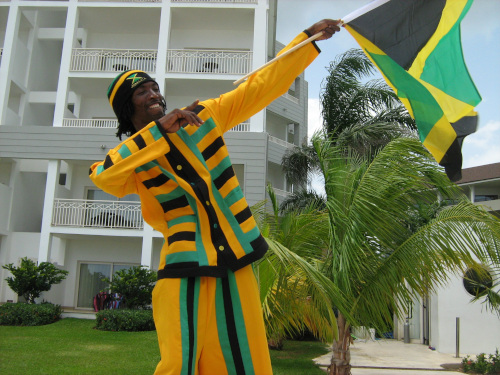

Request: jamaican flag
left=344, top=0, right=481, bottom=181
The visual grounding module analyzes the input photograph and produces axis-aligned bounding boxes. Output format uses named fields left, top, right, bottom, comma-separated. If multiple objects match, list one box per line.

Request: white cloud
left=462, top=120, right=500, bottom=168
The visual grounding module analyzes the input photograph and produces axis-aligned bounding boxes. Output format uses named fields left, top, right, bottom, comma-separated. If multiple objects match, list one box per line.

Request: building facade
left=394, top=163, right=500, bottom=355
left=0, top=0, right=309, bottom=310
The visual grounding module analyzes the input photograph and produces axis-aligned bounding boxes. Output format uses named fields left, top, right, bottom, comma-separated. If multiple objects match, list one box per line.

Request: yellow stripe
left=418, top=78, right=475, bottom=123
left=422, top=115, right=456, bottom=163
left=408, top=0, right=468, bottom=78
left=108, top=69, right=143, bottom=107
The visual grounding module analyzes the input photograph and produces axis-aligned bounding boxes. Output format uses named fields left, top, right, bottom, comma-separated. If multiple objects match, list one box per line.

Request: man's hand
left=306, top=19, right=342, bottom=41
left=158, top=100, right=204, bottom=133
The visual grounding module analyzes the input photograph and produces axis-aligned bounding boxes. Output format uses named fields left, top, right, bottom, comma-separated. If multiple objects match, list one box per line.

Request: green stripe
left=215, top=279, right=237, bottom=375
left=155, top=186, right=185, bottom=203
left=186, top=195, right=209, bottom=267
left=165, top=251, right=198, bottom=265
left=167, top=215, right=197, bottom=229
left=179, top=279, right=189, bottom=375
left=150, top=124, right=163, bottom=141
left=210, top=155, right=232, bottom=178
left=135, top=161, right=159, bottom=173
left=191, top=279, right=200, bottom=374
left=368, top=50, right=444, bottom=141
left=96, top=165, right=105, bottom=176
left=420, top=2, right=481, bottom=106
left=117, top=144, right=132, bottom=159
left=187, top=118, right=217, bottom=144
left=227, top=271, right=254, bottom=375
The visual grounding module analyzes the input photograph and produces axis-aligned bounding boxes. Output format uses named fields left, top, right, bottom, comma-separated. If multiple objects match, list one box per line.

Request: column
left=140, top=222, right=154, bottom=268
left=53, top=0, right=78, bottom=127
left=38, top=160, right=60, bottom=263
left=0, top=3, right=19, bottom=124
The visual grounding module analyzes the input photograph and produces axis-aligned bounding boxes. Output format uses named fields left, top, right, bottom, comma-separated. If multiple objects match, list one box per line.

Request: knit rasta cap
left=107, top=70, right=157, bottom=117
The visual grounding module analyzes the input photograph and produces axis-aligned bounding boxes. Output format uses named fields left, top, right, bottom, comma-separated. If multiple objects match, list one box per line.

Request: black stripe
left=234, top=207, right=252, bottom=224
left=221, top=277, right=246, bottom=375
left=88, top=168, right=93, bottom=176
left=143, top=174, right=170, bottom=189
left=187, top=278, right=195, bottom=375
left=168, top=231, right=196, bottom=244
left=348, top=0, right=446, bottom=70
left=201, top=136, right=225, bottom=161
left=133, top=134, right=147, bottom=150
left=160, top=195, right=189, bottom=212
left=103, top=155, right=114, bottom=170
left=192, top=104, right=205, bottom=115
left=213, top=166, right=235, bottom=190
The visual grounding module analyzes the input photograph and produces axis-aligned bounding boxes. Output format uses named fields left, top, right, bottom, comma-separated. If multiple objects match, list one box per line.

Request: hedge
left=95, top=309, right=155, bottom=332
left=0, top=302, right=62, bottom=326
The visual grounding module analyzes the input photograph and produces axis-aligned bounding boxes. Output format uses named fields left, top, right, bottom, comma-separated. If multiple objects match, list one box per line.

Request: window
left=77, top=262, right=137, bottom=309
left=463, top=266, right=493, bottom=297
left=474, top=195, right=498, bottom=202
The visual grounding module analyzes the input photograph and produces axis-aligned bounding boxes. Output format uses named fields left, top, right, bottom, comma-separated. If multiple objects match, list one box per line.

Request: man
left=90, top=19, right=341, bottom=375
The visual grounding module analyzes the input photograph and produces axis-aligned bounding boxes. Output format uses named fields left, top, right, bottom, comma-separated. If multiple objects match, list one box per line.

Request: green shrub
left=95, top=309, right=155, bottom=332
left=2, top=257, right=68, bottom=304
left=462, top=349, right=500, bottom=374
left=102, top=266, right=156, bottom=310
left=0, top=302, right=63, bottom=326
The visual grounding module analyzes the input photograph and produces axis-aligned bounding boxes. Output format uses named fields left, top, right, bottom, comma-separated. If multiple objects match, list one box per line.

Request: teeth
left=149, top=104, right=160, bottom=109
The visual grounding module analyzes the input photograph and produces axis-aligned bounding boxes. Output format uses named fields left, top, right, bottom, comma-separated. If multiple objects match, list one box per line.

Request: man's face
left=130, top=81, right=166, bottom=132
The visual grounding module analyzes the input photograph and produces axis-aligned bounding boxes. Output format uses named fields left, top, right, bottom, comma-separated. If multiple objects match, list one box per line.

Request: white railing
left=273, top=187, right=292, bottom=198
left=228, top=122, right=250, bottom=132
left=282, top=92, right=299, bottom=104
left=71, top=48, right=157, bottom=72
left=62, top=118, right=118, bottom=128
left=269, top=135, right=294, bottom=148
left=79, top=0, right=160, bottom=2
left=52, top=199, right=143, bottom=229
left=172, top=0, right=257, bottom=3
left=167, top=49, right=252, bottom=75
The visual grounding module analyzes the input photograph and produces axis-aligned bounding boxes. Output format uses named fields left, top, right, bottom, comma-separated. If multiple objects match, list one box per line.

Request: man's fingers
left=184, top=100, right=200, bottom=112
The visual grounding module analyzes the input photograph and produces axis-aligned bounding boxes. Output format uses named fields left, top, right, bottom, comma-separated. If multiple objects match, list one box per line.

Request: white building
left=395, top=162, right=500, bottom=355
left=0, top=0, right=309, bottom=311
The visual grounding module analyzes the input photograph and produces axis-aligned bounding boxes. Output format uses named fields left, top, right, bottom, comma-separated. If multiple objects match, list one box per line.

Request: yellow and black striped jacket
left=89, top=31, right=320, bottom=278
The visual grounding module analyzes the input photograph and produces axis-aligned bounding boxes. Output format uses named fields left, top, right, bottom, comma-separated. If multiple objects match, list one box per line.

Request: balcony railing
left=228, top=121, right=250, bottom=132
left=52, top=199, right=143, bottom=229
left=62, top=118, right=251, bottom=131
left=172, top=0, right=257, bottom=3
left=62, top=118, right=118, bottom=128
left=269, top=135, right=294, bottom=148
left=282, top=92, right=299, bottom=104
left=79, top=0, right=160, bottom=2
left=272, top=187, right=292, bottom=198
left=71, top=48, right=157, bottom=72
left=167, top=49, right=252, bottom=75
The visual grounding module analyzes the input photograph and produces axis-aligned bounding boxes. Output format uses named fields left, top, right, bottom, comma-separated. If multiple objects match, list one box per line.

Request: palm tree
left=251, top=189, right=348, bottom=350
left=309, top=136, right=500, bottom=375
left=281, top=49, right=415, bottom=210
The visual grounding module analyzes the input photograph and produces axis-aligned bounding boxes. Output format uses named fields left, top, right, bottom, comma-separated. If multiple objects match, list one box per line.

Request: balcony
left=70, top=48, right=157, bottom=73
left=166, top=49, right=252, bottom=75
left=62, top=118, right=118, bottom=128
left=269, top=135, right=294, bottom=148
left=62, top=118, right=250, bottom=130
left=272, top=187, right=291, bottom=199
left=52, top=199, right=143, bottom=229
left=171, top=0, right=257, bottom=3
left=79, top=0, right=160, bottom=2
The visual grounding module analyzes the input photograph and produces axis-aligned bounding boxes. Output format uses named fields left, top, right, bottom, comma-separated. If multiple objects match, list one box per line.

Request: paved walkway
left=314, top=339, right=463, bottom=374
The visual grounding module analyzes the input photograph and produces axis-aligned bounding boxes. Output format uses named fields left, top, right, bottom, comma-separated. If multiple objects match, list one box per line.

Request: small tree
left=2, top=257, right=69, bottom=304
left=103, top=266, right=156, bottom=310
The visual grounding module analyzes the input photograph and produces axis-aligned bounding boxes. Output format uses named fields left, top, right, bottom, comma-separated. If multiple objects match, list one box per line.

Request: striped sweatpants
left=152, top=265, right=272, bottom=375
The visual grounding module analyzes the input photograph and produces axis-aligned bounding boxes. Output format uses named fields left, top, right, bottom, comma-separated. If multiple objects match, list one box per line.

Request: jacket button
left=219, top=245, right=224, bottom=251
left=176, top=165, right=182, bottom=170
left=205, top=201, right=210, bottom=206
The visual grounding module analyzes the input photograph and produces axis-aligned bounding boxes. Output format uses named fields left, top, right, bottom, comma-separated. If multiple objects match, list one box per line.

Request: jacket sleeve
left=89, top=121, right=170, bottom=197
left=201, top=30, right=321, bottom=133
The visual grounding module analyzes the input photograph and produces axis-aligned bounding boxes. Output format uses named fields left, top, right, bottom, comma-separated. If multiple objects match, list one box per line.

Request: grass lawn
left=0, top=318, right=329, bottom=374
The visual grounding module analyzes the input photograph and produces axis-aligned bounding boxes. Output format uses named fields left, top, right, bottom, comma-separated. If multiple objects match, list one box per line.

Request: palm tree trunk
left=329, top=313, right=351, bottom=375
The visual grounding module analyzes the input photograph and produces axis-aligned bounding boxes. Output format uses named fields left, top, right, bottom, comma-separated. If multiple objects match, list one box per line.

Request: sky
left=276, top=0, right=500, bottom=170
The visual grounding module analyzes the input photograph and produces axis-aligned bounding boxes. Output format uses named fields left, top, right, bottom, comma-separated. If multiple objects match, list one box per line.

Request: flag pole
left=232, top=0, right=391, bottom=86
left=233, top=31, right=324, bottom=86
